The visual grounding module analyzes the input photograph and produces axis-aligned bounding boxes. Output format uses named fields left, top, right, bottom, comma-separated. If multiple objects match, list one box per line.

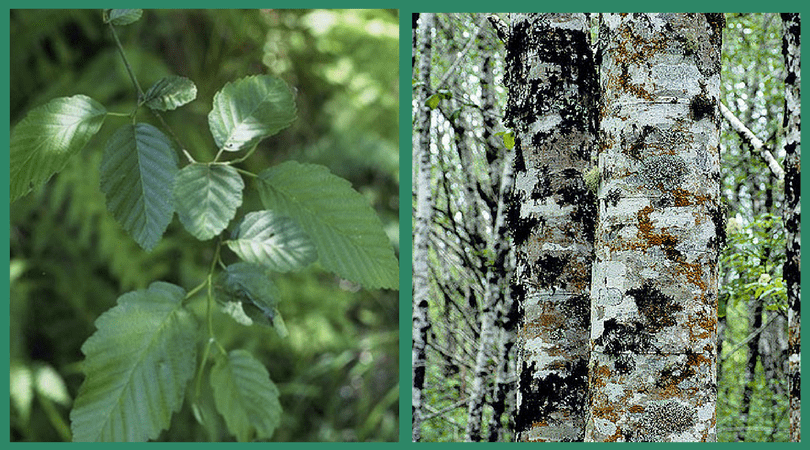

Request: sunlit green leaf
left=257, top=161, right=399, bottom=290
left=226, top=211, right=317, bottom=272
left=10, top=362, right=33, bottom=423
left=502, top=131, right=515, bottom=150
left=34, top=364, right=70, bottom=406
left=174, top=164, right=243, bottom=241
left=143, top=76, right=197, bottom=111
left=210, top=350, right=282, bottom=442
left=105, top=9, right=143, bottom=26
left=100, top=123, right=178, bottom=251
left=10, top=95, right=106, bottom=201
left=208, top=75, right=297, bottom=152
left=425, top=93, right=441, bottom=110
left=70, top=282, right=197, bottom=442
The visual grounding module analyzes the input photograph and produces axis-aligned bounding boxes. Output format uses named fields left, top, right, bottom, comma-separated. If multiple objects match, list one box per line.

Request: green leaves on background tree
left=100, top=123, right=178, bottom=251
left=216, top=262, right=287, bottom=336
left=208, top=75, right=297, bottom=152
left=210, top=350, right=283, bottom=442
left=104, top=9, right=143, bottom=26
left=143, top=76, right=198, bottom=111
left=174, top=164, right=244, bottom=241
left=226, top=210, right=317, bottom=273
left=257, top=161, right=399, bottom=290
left=10, top=95, right=106, bottom=201
left=70, top=282, right=197, bottom=442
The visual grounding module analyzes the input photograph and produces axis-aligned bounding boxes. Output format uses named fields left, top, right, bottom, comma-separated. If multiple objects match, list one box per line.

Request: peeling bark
left=585, top=13, right=721, bottom=442
left=504, top=13, right=598, bottom=442
left=781, top=11, right=801, bottom=443
left=412, top=12, right=435, bottom=442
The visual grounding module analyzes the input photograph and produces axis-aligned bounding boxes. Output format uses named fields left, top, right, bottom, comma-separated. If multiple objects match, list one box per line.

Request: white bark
left=718, top=102, right=784, bottom=180
left=585, top=13, right=722, bottom=442
left=412, top=12, right=435, bottom=442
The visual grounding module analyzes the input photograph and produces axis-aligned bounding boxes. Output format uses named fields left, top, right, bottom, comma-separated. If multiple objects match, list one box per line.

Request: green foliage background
left=10, top=9, right=399, bottom=442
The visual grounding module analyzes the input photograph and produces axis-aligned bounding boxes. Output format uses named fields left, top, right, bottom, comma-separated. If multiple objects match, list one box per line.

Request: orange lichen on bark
left=671, top=187, right=713, bottom=207
left=675, top=261, right=706, bottom=291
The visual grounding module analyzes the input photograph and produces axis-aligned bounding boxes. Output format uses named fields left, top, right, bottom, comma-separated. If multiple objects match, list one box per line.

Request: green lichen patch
left=635, top=400, right=696, bottom=441
left=641, top=154, right=688, bottom=190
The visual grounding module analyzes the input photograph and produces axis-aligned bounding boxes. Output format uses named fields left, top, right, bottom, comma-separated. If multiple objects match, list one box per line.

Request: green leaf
left=100, top=123, right=178, bottom=251
left=425, top=93, right=441, bottom=110
left=502, top=131, right=515, bottom=150
left=105, top=9, right=143, bottom=26
left=174, top=164, right=243, bottom=240
left=257, top=161, right=399, bottom=290
left=10, top=95, right=106, bottom=201
left=208, top=75, right=297, bottom=152
left=143, top=76, right=197, bottom=111
left=10, top=362, right=33, bottom=423
left=210, top=350, right=282, bottom=442
left=70, top=282, right=197, bottom=442
left=215, top=262, right=287, bottom=336
left=226, top=211, right=317, bottom=272
left=34, top=364, right=70, bottom=406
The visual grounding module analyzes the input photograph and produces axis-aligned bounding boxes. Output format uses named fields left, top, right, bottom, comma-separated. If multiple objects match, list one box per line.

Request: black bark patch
left=606, top=188, right=622, bottom=207
left=563, top=294, right=591, bottom=329
left=707, top=202, right=727, bottom=250
left=504, top=188, right=538, bottom=247
left=660, top=235, right=683, bottom=262
left=514, top=138, right=527, bottom=173
left=533, top=254, right=570, bottom=289
left=656, top=350, right=700, bottom=390
left=595, top=318, right=652, bottom=355
left=623, top=124, right=654, bottom=160
left=558, top=177, right=587, bottom=205
left=615, top=354, right=636, bottom=375
left=790, top=370, right=801, bottom=400
left=515, top=358, right=588, bottom=437
left=531, top=166, right=553, bottom=200
left=689, top=94, right=715, bottom=122
left=627, top=282, right=682, bottom=332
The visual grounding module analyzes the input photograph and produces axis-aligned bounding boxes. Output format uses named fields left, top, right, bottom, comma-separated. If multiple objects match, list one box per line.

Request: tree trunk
left=504, top=13, right=599, bottom=442
left=781, top=11, right=800, bottom=443
left=585, top=13, right=723, bottom=442
left=412, top=12, right=435, bottom=442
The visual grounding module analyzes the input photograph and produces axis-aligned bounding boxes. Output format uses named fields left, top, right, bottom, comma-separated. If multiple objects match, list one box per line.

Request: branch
left=487, top=15, right=509, bottom=43
left=720, top=102, right=784, bottom=181
left=435, top=15, right=486, bottom=91
left=421, top=398, right=469, bottom=421
left=721, top=309, right=784, bottom=362
left=424, top=403, right=466, bottom=430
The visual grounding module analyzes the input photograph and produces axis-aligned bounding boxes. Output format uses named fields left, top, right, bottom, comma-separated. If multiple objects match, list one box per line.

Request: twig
left=720, top=102, right=784, bottom=181
left=721, top=310, right=784, bottom=362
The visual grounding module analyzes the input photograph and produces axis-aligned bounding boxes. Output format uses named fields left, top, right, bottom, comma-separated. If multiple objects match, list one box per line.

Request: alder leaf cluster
left=9, top=9, right=398, bottom=442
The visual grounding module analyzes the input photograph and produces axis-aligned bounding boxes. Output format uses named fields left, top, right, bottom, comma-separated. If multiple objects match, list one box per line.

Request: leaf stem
left=227, top=142, right=260, bottom=164
left=234, top=167, right=258, bottom=178
left=109, top=21, right=191, bottom=161
left=185, top=279, right=208, bottom=301
left=108, top=23, right=144, bottom=101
